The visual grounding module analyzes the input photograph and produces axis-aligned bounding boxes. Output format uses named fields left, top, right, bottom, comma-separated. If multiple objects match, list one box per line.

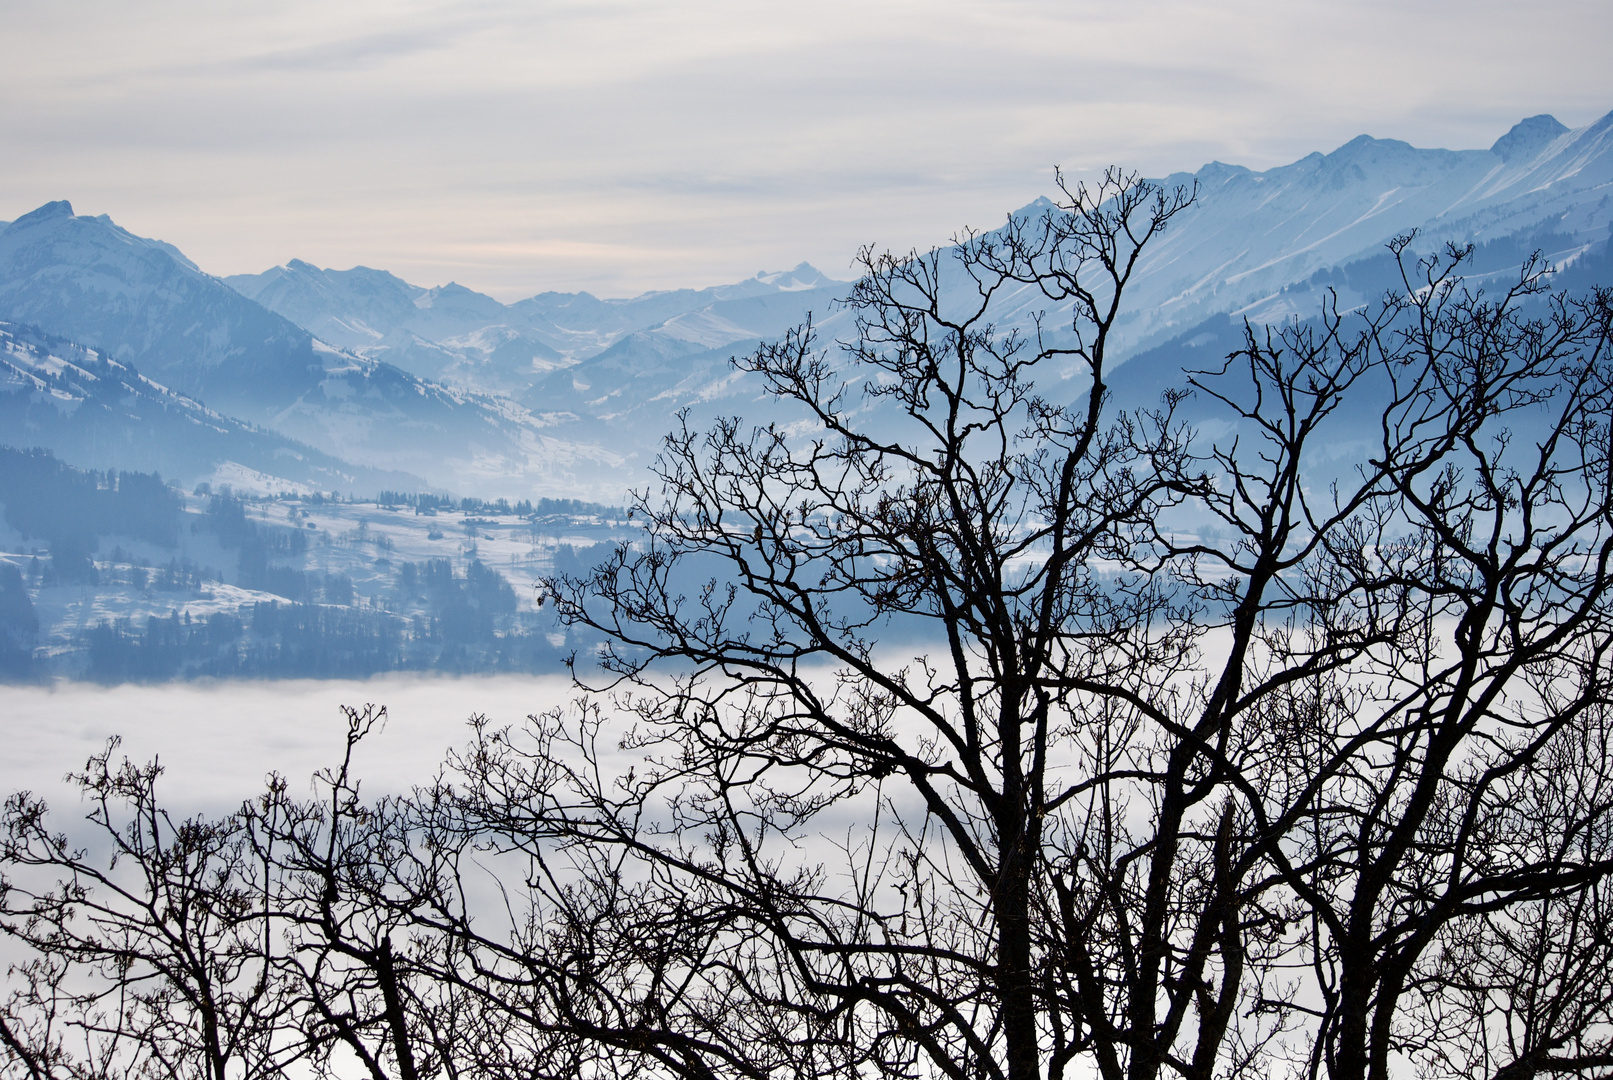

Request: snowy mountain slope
left=225, top=254, right=847, bottom=467
left=0, top=201, right=325, bottom=415
left=231, top=113, right=1613, bottom=452
left=225, top=261, right=425, bottom=349
left=263, top=347, right=628, bottom=501
left=8, top=112, right=1612, bottom=506
left=672, top=112, right=1613, bottom=442
left=506, top=261, right=842, bottom=358
left=519, top=279, right=847, bottom=438
left=0, top=205, right=624, bottom=498
left=1112, top=111, right=1613, bottom=346
left=224, top=261, right=566, bottom=391
left=0, top=321, right=424, bottom=492
left=791, top=111, right=1613, bottom=406
left=1085, top=237, right=1613, bottom=500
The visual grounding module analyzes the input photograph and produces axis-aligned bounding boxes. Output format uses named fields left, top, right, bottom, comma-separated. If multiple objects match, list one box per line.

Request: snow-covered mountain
left=234, top=111, right=1613, bottom=443
left=0, top=204, right=624, bottom=499
left=1118, top=111, right=1613, bottom=346
left=4, top=111, right=1610, bottom=504
left=224, top=259, right=843, bottom=399
left=224, top=263, right=565, bottom=394
left=0, top=201, right=325, bottom=414
left=0, top=321, right=423, bottom=493
left=221, top=256, right=847, bottom=476
left=811, top=112, right=1613, bottom=385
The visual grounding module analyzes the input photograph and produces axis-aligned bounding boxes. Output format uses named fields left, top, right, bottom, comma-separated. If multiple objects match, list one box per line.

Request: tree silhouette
left=5, top=175, right=1613, bottom=1080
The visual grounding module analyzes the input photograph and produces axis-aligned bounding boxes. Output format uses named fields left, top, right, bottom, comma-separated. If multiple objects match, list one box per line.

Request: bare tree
left=238, top=704, right=465, bottom=1080
left=0, top=708, right=466, bottom=1080
left=1397, top=700, right=1613, bottom=1080
left=0, top=741, right=299, bottom=1079
left=4, top=174, right=1612, bottom=1080
left=1217, top=243, right=1613, bottom=1080
left=455, top=196, right=1613, bottom=1080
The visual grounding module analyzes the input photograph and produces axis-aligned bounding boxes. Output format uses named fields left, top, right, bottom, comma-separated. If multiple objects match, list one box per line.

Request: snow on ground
left=2, top=492, right=634, bottom=658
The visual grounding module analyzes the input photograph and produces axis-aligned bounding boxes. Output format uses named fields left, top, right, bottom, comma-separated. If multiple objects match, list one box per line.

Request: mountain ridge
left=224, top=257, right=844, bottom=391
left=1122, top=109, right=1613, bottom=343
left=0, top=208, right=625, bottom=499
left=5, top=110, right=1611, bottom=503
left=0, top=319, right=425, bottom=494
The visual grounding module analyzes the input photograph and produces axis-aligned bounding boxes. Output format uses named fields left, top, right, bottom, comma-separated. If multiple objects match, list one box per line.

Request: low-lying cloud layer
left=0, top=675, right=574, bottom=815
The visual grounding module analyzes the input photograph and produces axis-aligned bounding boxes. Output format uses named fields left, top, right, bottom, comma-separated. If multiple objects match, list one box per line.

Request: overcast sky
left=3, top=0, right=1610, bottom=299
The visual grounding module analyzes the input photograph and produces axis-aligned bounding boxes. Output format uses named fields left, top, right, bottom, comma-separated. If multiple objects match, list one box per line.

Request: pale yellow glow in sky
left=4, top=0, right=1610, bottom=298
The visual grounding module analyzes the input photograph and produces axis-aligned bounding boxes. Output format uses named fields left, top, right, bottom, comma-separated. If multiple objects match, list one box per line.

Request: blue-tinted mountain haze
left=1, top=321, right=424, bottom=492
left=0, top=205, right=625, bottom=497
left=232, top=112, right=1613, bottom=475
left=3, top=111, right=1613, bottom=685
left=224, top=259, right=842, bottom=391
left=1125, top=112, right=1613, bottom=343
left=4, top=111, right=1612, bottom=509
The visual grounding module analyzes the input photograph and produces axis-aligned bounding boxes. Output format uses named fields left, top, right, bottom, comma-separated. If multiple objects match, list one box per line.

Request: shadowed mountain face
left=0, top=201, right=324, bottom=415
left=0, top=321, right=424, bottom=493
left=1094, top=234, right=1613, bottom=505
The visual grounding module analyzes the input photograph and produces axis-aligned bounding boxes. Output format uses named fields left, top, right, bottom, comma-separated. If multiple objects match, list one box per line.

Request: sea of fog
left=0, top=675, right=580, bottom=818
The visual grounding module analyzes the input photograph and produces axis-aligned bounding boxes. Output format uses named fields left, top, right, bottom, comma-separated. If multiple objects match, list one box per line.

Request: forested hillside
left=0, top=447, right=622, bottom=682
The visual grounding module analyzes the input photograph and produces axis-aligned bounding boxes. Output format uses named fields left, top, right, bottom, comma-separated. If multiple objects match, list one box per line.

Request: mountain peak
left=1491, top=114, right=1568, bottom=162
left=10, top=200, right=75, bottom=229
left=752, top=262, right=835, bottom=291
left=1325, top=134, right=1416, bottom=164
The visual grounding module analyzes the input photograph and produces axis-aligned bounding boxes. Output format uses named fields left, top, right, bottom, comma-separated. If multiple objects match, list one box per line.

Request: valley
left=0, top=460, right=628, bottom=681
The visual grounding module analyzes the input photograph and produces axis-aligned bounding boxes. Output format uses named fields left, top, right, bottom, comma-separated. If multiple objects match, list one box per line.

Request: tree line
left=81, top=556, right=558, bottom=682
left=0, top=478, right=591, bottom=682
left=0, top=446, right=182, bottom=550
left=3, top=171, right=1613, bottom=1080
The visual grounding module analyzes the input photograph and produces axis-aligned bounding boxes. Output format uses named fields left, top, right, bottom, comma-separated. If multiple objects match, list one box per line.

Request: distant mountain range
left=224, top=259, right=837, bottom=389
left=2, top=111, right=1610, bottom=502
left=0, top=201, right=629, bottom=498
